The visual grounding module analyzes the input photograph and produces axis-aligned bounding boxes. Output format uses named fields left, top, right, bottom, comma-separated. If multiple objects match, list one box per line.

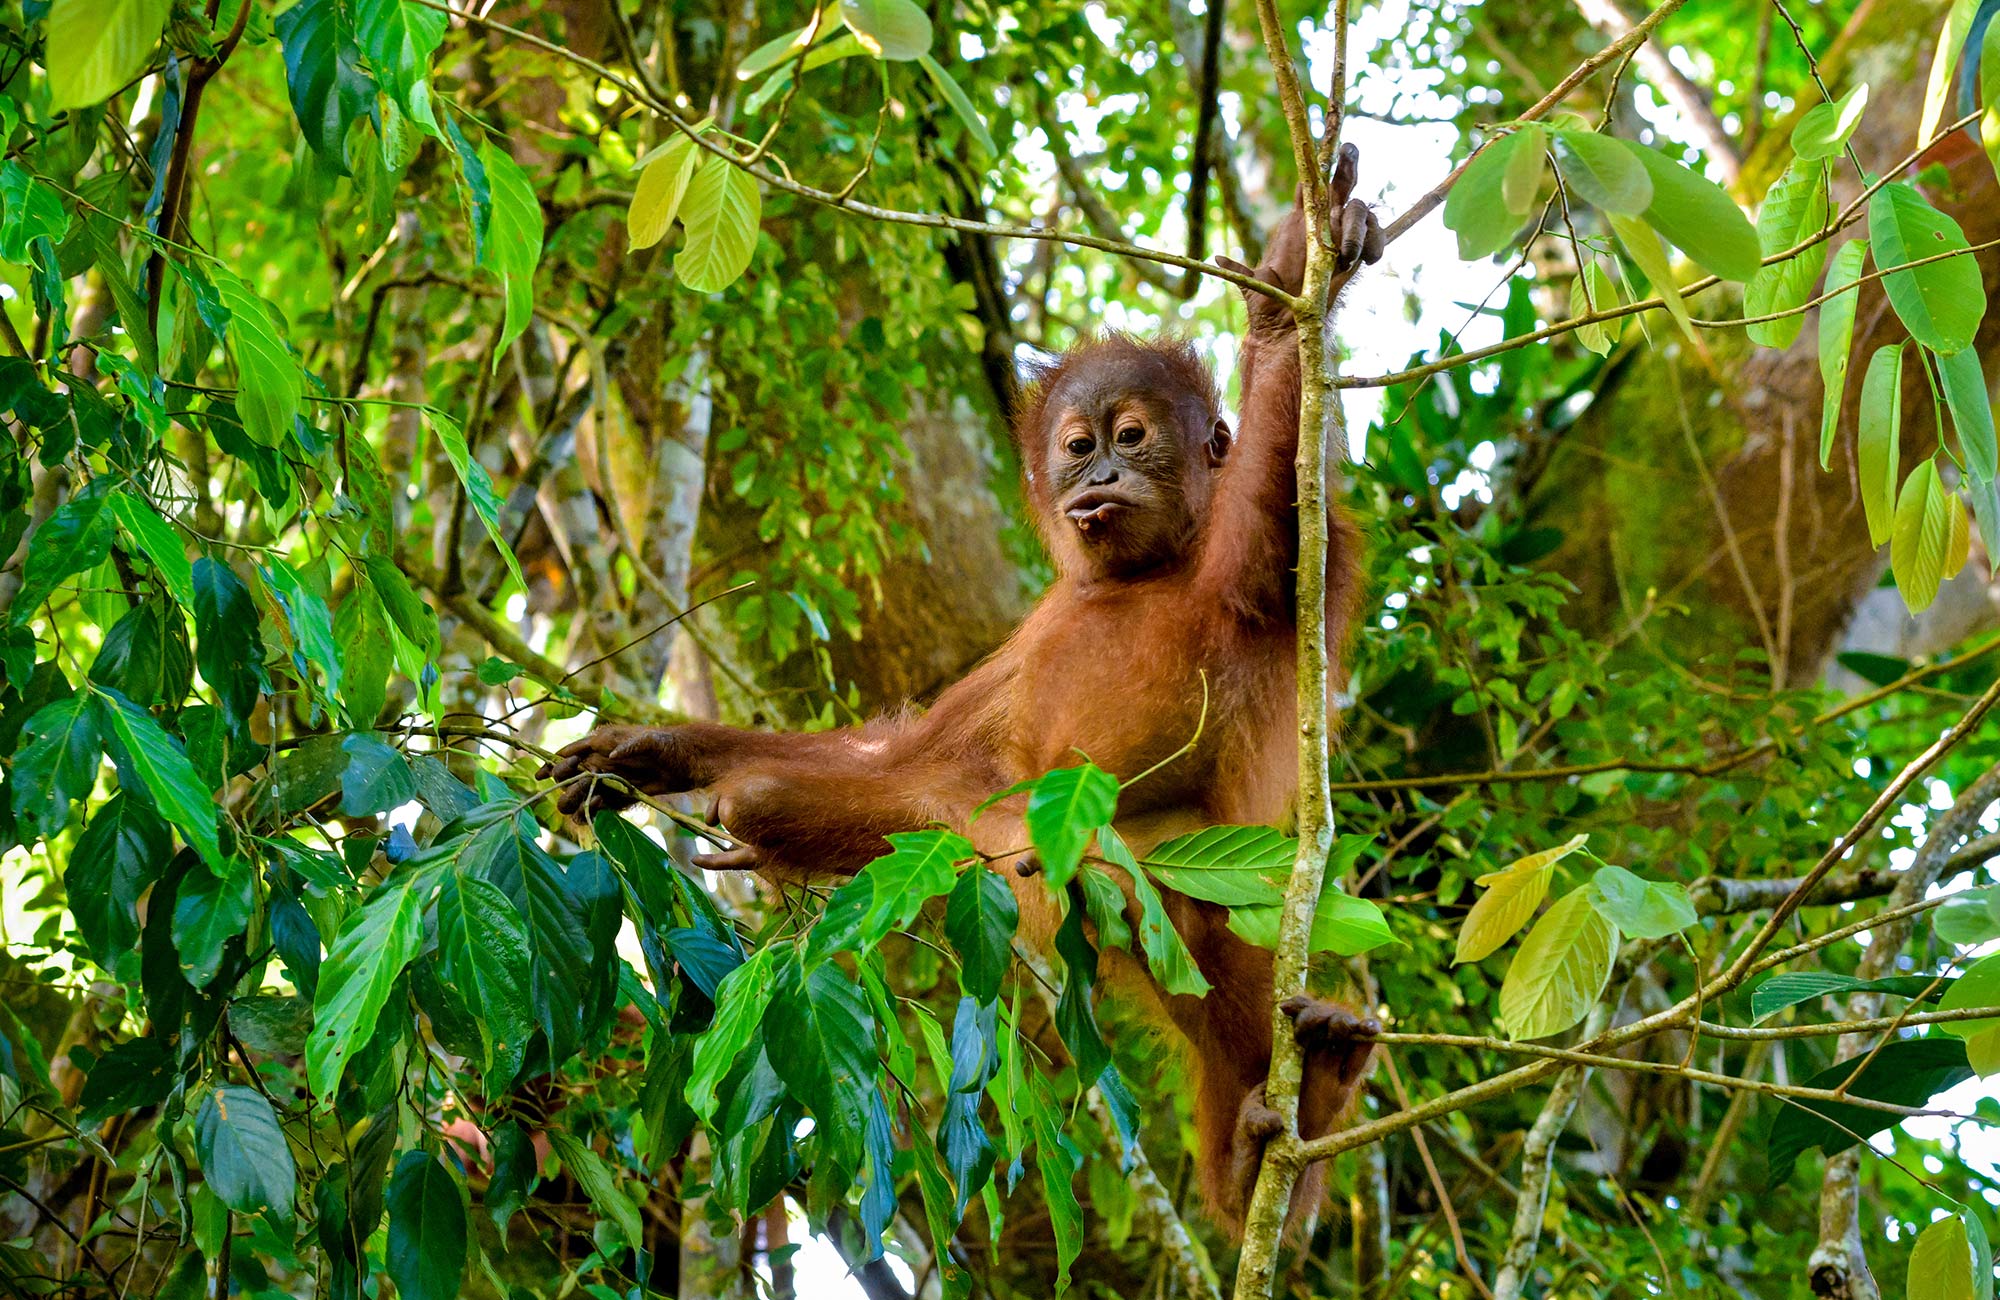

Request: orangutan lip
left=1066, top=492, right=1134, bottom=532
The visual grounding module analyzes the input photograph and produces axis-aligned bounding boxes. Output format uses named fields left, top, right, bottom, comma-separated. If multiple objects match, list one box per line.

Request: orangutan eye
left=1115, top=424, right=1145, bottom=446
left=1066, top=436, right=1093, bottom=456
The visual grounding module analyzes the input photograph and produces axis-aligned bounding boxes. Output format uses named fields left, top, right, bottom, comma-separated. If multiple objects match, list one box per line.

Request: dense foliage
left=8, top=0, right=2000, bottom=1298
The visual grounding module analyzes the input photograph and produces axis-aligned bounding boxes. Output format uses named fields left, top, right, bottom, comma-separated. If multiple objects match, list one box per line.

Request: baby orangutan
left=543, top=144, right=1387, bottom=1233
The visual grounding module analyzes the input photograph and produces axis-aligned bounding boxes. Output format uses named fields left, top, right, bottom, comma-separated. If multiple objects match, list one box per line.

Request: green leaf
left=386, top=1152, right=467, bottom=1300
left=340, top=733, right=415, bottom=817
left=354, top=0, right=446, bottom=119
left=427, top=409, right=525, bottom=596
left=262, top=558, right=344, bottom=702
left=361, top=556, right=442, bottom=660
left=195, top=1085, right=296, bottom=1223
left=172, top=857, right=253, bottom=987
left=1141, top=823, right=1292, bottom=905
left=944, top=864, right=1019, bottom=1003
left=840, top=0, right=932, bottom=59
left=93, top=684, right=219, bottom=866
left=1501, top=123, right=1547, bottom=211
left=1027, top=1076, right=1083, bottom=1292
left=64, top=792, right=168, bottom=966
left=736, top=19, right=826, bottom=79
left=1610, top=213, right=1696, bottom=342
left=105, top=493, right=195, bottom=610
left=1100, top=827, right=1208, bottom=996
left=813, top=829, right=973, bottom=960
left=1940, top=346, right=1998, bottom=483
left=11, top=487, right=111, bottom=627
left=11, top=691, right=100, bottom=839
left=477, top=142, right=544, bottom=360
left=675, top=159, right=761, bottom=293
left=917, top=54, right=995, bottom=155
left=1750, top=971, right=1945, bottom=1021
left=1455, top=834, right=1586, bottom=964
left=1937, top=885, right=2000, bottom=946
left=275, top=0, right=377, bottom=174
left=1052, top=900, right=1109, bottom=1088
left=1623, top=140, right=1760, bottom=281
left=688, top=945, right=777, bottom=1120
left=1444, top=129, right=1538, bottom=260
left=212, top=270, right=303, bottom=447
left=1498, top=888, right=1616, bottom=1040
left=1743, top=160, right=1831, bottom=349
left=1910, top=1212, right=1978, bottom=1300
left=1585, top=864, right=1695, bottom=939
left=765, top=955, right=878, bottom=1176
left=1984, top=20, right=2000, bottom=186
left=1922, top=0, right=1982, bottom=149
left=1892, top=457, right=1953, bottom=613
left=0, top=162, right=71, bottom=264
left=1818, top=239, right=1870, bottom=467
left=1570, top=260, right=1622, bottom=356
left=1225, top=853, right=1396, bottom=957
left=1937, top=951, right=2000, bottom=1075
left=1791, top=83, right=1869, bottom=160
left=1870, top=181, right=1986, bottom=355
left=44, top=0, right=168, bottom=111
left=547, top=1130, right=644, bottom=1249
left=1024, top=763, right=1118, bottom=888
left=628, top=135, right=701, bottom=251
left=1765, top=1037, right=1972, bottom=1183
left=1858, top=343, right=1905, bottom=546
left=308, top=870, right=424, bottom=1097
left=1552, top=129, right=1651, bottom=215
left=435, top=871, right=531, bottom=1088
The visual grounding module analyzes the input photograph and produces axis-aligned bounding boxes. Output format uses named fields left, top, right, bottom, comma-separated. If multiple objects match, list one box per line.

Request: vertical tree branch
left=1491, top=1066, right=1586, bottom=1300
left=1230, top=1, right=1347, bottom=1294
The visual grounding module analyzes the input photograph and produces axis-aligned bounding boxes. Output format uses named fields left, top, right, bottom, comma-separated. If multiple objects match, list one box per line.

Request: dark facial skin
left=1042, top=349, right=1230, bottom=576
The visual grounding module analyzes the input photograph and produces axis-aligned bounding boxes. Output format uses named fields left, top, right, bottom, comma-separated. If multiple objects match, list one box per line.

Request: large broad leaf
left=1585, top=864, right=1695, bottom=940
left=0, top=163, right=69, bottom=265
left=64, top=792, right=169, bottom=966
left=1792, top=83, right=1870, bottom=160
left=1940, top=346, right=1998, bottom=484
left=1226, top=843, right=1395, bottom=956
left=765, top=955, right=877, bottom=1178
left=354, top=0, right=446, bottom=118
left=1023, top=763, right=1118, bottom=888
left=1892, top=457, right=1953, bottom=613
left=1443, top=127, right=1541, bottom=260
left=1552, top=129, right=1651, bottom=215
left=340, top=732, right=415, bottom=817
left=1455, top=834, right=1585, bottom=964
left=812, top=829, right=973, bottom=960
left=437, top=869, right=532, bottom=1088
left=943, top=864, right=1019, bottom=1004
left=466, top=824, right=599, bottom=1062
left=1750, top=971, right=1946, bottom=1022
left=427, top=410, right=525, bottom=596
left=386, top=1152, right=467, bottom=1300
left=1141, top=824, right=1292, bottom=905
left=45, top=0, right=168, bottom=111
left=93, top=685, right=220, bottom=866
left=1765, top=1037, right=1972, bottom=1184
left=628, top=136, right=701, bottom=251
left=1623, top=141, right=1760, bottom=281
left=172, top=857, right=254, bottom=987
left=1870, top=181, right=1986, bottom=356
left=1744, top=160, right=1830, bottom=349
left=1938, top=951, right=2000, bottom=1075
left=840, top=0, right=932, bottom=59
left=12, top=691, right=100, bottom=841
left=212, top=271, right=303, bottom=448
left=688, top=945, right=777, bottom=1119
left=105, top=493, right=195, bottom=610
left=476, top=142, right=543, bottom=361
left=1857, top=344, right=1905, bottom=546
left=195, top=1085, right=296, bottom=1223
left=674, top=159, right=762, bottom=293
left=1818, top=239, right=1869, bottom=467
left=275, top=0, right=377, bottom=174
left=1498, top=888, right=1616, bottom=1040
left=10, top=487, right=110, bottom=627
left=308, top=870, right=424, bottom=1097
left=1909, top=1212, right=1979, bottom=1300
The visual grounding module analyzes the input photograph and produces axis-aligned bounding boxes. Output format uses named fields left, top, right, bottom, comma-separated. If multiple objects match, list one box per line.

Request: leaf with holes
left=1870, top=181, right=1985, bottom=356
left=308, top=870, right=424, bottom=1097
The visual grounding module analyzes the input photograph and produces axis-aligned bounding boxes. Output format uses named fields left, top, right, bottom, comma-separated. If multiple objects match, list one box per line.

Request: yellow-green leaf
left=1792, top=83, right=1869, bottom=161
left=1499, top=887, right=1616, bottom=1040
left=1501, top=122, right=1547, bottom=213
left=1909, top=1211, right=1977, bottom=1300
left=1858, top=344, right=1905, bottom=546
left=840, top=0, right=931, bottom=60
left=1948, top=491, right=1974, bottom=582
left=675, top=160, right=761, bottom=294
left=45, top=0, right=168, bottom=111
left=1921, top=0, right=1982, bottom=151
left=1571, top=262, right=1622, bottom=356
left=1610, top=214, right=1695, bottom=342
left=628, top=137, right=701, bottom=251
left=1456, top=834, right=1587, bottom=965
left=1818, top=239, right=1869, bottom=467
left=1892, top=457, right=1953, bottom=613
